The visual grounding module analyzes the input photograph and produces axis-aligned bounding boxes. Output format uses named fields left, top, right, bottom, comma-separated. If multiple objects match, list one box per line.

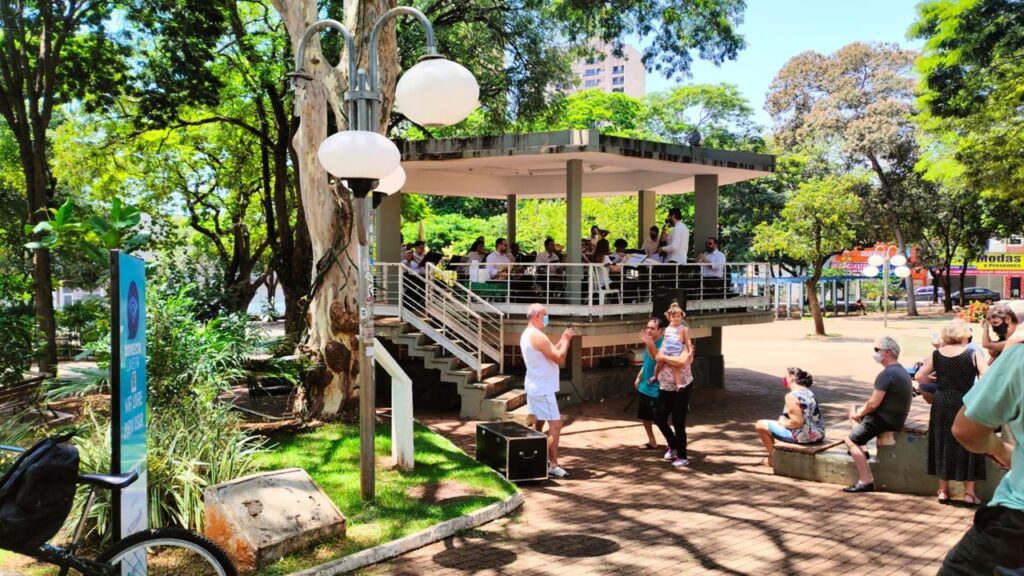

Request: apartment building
left=568, top=42, right=646, bottom=98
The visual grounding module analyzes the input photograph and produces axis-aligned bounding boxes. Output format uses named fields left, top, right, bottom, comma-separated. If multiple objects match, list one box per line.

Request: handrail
left=389, top=262, right=505, bottom=379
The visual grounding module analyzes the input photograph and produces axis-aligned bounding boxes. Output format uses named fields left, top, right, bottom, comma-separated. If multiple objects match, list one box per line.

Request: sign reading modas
left=951, top=253, right=1024, bottom=275
left=110, top=251, right=148, bottom=552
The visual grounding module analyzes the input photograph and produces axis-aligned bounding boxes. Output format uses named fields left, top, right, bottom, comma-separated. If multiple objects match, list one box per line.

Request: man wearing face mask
left=843, top=336, right=914, bottom=493
left=982, top=303, right=1019, bottom=364
left=521, top=303, right=575, bottom=479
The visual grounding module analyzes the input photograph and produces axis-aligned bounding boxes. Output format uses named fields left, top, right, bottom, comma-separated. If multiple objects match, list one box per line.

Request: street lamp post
left=861, top=249, right=911, bottom=329
left=290, top=8, right=478, bottom=501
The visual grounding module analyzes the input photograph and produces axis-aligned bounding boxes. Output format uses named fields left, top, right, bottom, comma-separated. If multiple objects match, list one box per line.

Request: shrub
left=56, top=296, right=110, bottom=350
left=72, top=401, right=264, bottom=545
left=147, top=289, right=267, bottom=405
left=0, top=275, right=37, bottom=386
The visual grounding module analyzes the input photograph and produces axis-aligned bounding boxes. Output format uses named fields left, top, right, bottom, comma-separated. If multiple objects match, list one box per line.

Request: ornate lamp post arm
left=289, top=6, right=476, bottom=502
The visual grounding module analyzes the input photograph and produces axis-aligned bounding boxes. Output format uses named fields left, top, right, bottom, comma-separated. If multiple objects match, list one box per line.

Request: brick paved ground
left=361, top=312, right=979, bottom=576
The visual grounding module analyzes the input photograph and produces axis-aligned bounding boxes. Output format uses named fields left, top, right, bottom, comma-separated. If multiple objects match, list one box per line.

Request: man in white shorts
left=521, top=303, right=575, bottom=479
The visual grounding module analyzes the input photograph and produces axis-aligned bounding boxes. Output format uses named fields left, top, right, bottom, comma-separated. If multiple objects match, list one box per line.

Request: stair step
left=493, top=389, right=527, bottom=411
left=464, top=374, right=513, bottom=397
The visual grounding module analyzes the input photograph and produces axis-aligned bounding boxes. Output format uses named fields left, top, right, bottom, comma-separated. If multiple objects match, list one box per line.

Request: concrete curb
left=285, top=491, right=525, bottom=576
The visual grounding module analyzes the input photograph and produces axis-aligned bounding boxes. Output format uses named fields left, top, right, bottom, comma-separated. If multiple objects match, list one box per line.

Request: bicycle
left=0, top=436, right=237, bottom=576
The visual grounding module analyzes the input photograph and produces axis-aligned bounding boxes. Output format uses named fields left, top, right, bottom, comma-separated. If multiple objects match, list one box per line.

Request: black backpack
left=0, top=433, right=80, bottom=552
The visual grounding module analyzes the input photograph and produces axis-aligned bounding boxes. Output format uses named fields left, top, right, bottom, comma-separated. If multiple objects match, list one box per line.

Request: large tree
left=272, top=0, right=750, bottom=419
left=0, top=0, right=128, bottom=372
left=766, top=42, right=926, bottom=317
left=753, top=175, right=864, bottom=336
left=912, top=0, right=1024, bottom=205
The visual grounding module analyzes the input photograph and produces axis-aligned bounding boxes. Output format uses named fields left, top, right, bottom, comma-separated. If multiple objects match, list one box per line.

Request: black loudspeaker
left=476, top=422, right=548, bottom=482
left=652, top=288, right=688, bottom=318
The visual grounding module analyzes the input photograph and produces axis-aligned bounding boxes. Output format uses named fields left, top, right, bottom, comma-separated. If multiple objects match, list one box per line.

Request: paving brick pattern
left=361, top=314, right=978, bottom=576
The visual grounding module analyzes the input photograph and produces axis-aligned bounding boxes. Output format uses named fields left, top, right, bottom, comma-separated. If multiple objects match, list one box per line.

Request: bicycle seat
left=78, top=472, right=138, bottom=490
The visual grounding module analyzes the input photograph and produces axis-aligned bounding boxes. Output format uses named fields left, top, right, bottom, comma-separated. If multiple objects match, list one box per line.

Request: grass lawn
left=251, top=421, right=518, bottom=576
left=0, top=421, right=517, bottom=576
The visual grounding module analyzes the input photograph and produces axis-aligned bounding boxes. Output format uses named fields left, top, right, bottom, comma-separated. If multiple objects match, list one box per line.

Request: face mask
left=873, top=351, right=884, bottom=364
left=542, top=314, right=550, bottom=327
left=994, top=323, right=1009, bottom=339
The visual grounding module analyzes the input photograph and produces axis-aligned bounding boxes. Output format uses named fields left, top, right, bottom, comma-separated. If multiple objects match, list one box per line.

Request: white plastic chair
left=588, top=265, right=620, bottom=305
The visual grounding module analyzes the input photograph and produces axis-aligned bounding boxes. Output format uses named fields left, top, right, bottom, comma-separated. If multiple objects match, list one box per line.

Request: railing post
left=397, top=264, right=404, bottom=316
left=477, top=319, right=484, bottom=381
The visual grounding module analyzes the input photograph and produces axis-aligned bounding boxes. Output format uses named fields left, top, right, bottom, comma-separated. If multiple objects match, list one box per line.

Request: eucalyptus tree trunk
left=272, top=0, right=398, bottom=419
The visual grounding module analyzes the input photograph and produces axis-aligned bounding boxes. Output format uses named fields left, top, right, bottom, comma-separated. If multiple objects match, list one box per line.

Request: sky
left=641, top=0, right=925, bottom=129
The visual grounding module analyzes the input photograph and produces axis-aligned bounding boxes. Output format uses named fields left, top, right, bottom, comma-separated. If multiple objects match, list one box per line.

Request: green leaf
left=88, top=216, right=114, bottom=234
left=124, top=232, right=152, bottom=251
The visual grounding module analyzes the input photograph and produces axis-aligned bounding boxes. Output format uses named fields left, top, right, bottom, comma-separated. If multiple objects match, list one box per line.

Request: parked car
left=914, top=286, right=946, bottom=301
left=950, top=287, right=1001, bottom=303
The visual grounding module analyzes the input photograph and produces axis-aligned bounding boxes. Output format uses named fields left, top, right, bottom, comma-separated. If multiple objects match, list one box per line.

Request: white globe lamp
left=374, top=165, right=406, bottom=194
left=862, top=265, right=880, bottom=277
left=894, top=266, right=911, bottom=278
left=395, top=57, right=479, bottom=127
left=317, top=131, right=400, bottom=180
left=890, top=254, right=907, bottom=267
left=867, top=254, right=885, bottom=267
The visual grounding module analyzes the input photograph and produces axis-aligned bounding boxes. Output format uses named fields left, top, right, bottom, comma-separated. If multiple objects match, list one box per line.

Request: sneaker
left=842, top=481, right=876, bottom=493
left=671, top=458, right=690, bottom=468
left=663, top=449, right=677, bottom=461
left=547, top=465, right=572, bottom=479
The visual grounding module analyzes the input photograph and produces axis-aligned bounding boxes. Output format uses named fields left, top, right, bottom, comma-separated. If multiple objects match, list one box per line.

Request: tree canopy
left=912, top=0, right=1024, bottom=205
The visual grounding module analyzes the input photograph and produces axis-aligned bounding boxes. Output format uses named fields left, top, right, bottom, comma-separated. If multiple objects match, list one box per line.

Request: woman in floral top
left=754, top=367, right=826, bottom=467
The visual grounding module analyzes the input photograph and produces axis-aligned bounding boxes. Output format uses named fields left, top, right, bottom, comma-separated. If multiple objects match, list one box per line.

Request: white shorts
left=527, top=392, right=560, bottom=422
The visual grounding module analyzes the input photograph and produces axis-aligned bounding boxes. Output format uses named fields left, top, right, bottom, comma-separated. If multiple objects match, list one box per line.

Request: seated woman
left=755, top=367, right=826, bottom=467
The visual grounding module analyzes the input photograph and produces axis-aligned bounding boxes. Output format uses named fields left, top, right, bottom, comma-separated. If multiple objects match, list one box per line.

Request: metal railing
left=371, top=262, right=504, bottom=379
left=438, top=260, right=771, bottom=318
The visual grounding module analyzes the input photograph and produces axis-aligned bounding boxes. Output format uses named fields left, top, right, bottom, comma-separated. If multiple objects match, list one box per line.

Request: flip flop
left=638, top=443, right=659, bottom=450
left=963, top=494, right=981, bottom=507
left=937, top=490, right=950, bottom=504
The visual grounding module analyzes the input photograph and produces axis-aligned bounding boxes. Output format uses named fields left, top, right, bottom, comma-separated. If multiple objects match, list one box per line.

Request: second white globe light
left=395, top=58, right=479, bottom=127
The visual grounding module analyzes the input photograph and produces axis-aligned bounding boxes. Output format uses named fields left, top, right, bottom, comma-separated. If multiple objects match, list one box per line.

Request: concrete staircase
left=379, top=319, right=525, bottom=420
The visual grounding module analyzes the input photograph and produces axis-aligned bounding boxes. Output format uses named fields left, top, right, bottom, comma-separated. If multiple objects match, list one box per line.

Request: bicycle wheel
left=96, top=527, right=237, bottom=576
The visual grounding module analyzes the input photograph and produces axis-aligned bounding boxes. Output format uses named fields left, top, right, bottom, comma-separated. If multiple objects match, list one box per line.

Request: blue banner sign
left=111, top=251, right=148, bottom=550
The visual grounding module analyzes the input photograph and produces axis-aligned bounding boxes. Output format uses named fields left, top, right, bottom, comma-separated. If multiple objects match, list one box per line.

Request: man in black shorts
left=843, top=336, right=913, bottom=493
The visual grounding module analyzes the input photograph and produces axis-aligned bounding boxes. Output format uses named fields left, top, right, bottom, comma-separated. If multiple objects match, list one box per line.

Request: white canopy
left=396, top=129, right=775, bottom=199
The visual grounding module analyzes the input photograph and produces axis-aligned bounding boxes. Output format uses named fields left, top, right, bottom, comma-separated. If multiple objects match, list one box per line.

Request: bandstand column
left=693, top=174, right=723, bottom=388
left=376, top=191, right=403, bottom=262
left=638, top=189, right=656, bottom=247
left=506, top=194, right=517, bottom=247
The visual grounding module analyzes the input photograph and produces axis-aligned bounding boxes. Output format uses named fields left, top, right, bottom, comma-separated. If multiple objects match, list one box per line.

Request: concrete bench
left=774, top=438, right=844, bottom=456
left=774, top=415, right=1006, bottom=500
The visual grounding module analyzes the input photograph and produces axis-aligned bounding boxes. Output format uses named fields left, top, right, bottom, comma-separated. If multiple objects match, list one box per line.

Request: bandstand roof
left=396, top=129, right=775, bottom=199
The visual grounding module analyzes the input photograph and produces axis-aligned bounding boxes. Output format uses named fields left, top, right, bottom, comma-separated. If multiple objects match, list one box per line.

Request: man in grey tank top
left=521, top=303, right=575, bottom=479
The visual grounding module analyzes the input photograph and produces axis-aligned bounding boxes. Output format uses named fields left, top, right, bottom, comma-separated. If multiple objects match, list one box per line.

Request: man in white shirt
left=642, top=226, right=661, bottom=258
left=696, top=237, right=726, bottom=278
left=535, top=237, right=561, bottom=265
left=404, top=241, right=427, bottom=275
left=485, top=237, right=512, bottom=281
left=661, top=207, right=689, bottom=264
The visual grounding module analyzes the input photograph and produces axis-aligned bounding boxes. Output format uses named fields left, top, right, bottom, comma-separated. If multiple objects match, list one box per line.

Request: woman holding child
left=754, top=367, right=825, bottom=467
left=652, top=301, right=695, bottom=468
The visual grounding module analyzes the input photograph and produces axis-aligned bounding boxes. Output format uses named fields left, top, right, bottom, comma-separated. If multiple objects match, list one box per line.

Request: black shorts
left=848, top=414, right=895, bottom=446
left=637, top=393, right=658, bottom=421
left=940, top=505, right=1024, bottom=575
